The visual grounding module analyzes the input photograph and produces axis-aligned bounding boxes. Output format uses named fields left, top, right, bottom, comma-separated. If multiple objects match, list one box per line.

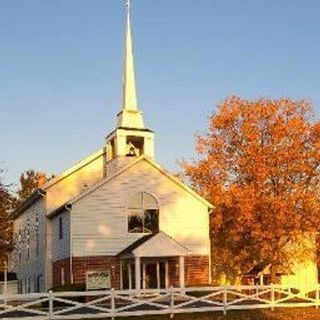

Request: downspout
left=65, top=205, right=74, bottom=285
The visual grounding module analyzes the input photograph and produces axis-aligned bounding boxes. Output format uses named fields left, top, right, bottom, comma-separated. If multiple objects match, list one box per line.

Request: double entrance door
left=143, top=261, right=167, bottom=289
left=122, top=260, right=169, bottom=289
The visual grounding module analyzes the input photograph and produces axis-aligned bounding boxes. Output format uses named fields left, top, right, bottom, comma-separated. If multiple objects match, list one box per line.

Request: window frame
left=59, top=216, right=63, bottom=240
left=127, top=192, right=159, bottom=234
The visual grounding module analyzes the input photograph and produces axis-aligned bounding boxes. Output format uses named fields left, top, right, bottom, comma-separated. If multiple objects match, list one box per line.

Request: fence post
left=4, top=261, right=7, bottom=308
left=271, top=284, right=275, bottom=311
left=170, top=286, right=174, bottom=319
left=223, top=286, right=227, bottom=315
left=111, top=288, right=115, bottom=320
left=48, top=290, right=54, bottom=320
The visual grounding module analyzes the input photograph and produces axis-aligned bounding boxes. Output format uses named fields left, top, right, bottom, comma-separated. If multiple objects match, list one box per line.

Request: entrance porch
left=118, top=232, right=189, bottom=289
left=121, top=256, right=186, bottom=289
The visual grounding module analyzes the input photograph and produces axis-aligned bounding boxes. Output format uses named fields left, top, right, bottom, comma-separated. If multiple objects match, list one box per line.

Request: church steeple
left=122, top=0, right=137, bottom=111
left=117, top=0, right=144, bottom=129
left=105, top=0, right=155, bottom=172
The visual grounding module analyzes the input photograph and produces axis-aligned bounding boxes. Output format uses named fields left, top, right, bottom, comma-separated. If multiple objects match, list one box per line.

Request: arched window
left=128, top=192, right=159, bottom=233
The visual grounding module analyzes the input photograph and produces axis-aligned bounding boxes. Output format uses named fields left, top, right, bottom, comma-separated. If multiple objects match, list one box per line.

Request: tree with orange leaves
left=184, top=96, right=320, bottom=283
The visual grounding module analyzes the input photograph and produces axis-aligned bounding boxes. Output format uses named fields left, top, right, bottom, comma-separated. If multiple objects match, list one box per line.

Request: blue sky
left=1, top=0, right=320, bottom=187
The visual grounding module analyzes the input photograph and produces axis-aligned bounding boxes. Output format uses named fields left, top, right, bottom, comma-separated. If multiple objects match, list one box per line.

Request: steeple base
left=117, top=108, right=144, bottom=129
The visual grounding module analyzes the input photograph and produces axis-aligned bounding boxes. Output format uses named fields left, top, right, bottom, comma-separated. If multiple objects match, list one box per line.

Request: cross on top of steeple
left=126, top=0, right=131, bottom=11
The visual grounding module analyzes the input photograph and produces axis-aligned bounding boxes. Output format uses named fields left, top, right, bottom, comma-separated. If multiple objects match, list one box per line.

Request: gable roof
left=10, top=148, right=106, bottom=220
left=48, top=155, right=213, bottom=215
left=117, top=233, right=155, bottom=257
left=118, top=232, right=189, bottom=258
left=9, top=189, right=46, bottom=220
left=42, top=148, right=105, bottom=190
left=243, top=262, right=270, bottom=277
left=243, top=262, right=292, bottom=277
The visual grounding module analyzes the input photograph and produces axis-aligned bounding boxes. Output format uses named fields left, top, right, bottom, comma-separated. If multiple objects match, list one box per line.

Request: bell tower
left=105, top=0, right=154, bottom=176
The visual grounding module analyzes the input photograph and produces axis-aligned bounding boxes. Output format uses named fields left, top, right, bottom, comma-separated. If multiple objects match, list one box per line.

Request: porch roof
left=118, top=232, right=189, bottom=258
left=243, top=262, right=292, bottom=277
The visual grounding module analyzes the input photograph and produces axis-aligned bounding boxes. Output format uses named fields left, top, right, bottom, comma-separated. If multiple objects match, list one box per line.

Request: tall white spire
left=122, top=0, right=137, bottom=110
left=117, top=0, right=144, bottom=129
left=105, top=0, right=154, bottom=168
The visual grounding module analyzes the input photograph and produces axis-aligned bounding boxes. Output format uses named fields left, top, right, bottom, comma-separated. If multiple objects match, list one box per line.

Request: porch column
left=128, top=264, right=132, bottom=290
left=259, top=274, right=264, bottom=286
left=142, top=263, right=146, bottom=289
left=120, top=261, right=123, bottom=290
left=165, top=261, right=169, bottom=288
left=156, top=262, right=160, bottom=289
left=179, top=256, right=185, bottom=288
left=135, top=257, right=141, bottom=290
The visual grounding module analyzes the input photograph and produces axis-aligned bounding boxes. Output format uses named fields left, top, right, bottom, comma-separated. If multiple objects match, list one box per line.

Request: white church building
left=9, top=2, right=213, bottom=293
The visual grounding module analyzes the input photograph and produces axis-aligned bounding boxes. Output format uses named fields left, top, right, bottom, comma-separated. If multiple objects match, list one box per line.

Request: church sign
left=86, top=271, right=111, bottom=290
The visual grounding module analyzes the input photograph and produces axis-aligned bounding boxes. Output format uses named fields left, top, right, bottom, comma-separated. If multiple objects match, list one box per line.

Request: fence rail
left=0, top=284, right=319, bottom=319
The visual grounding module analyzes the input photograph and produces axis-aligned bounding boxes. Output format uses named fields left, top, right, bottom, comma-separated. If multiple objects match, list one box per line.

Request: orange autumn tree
left=184, top=96, right=320, bottom=283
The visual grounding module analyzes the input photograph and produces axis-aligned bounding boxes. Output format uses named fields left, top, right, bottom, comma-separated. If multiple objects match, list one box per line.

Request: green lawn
left=112, top=308, right=320, bottom=320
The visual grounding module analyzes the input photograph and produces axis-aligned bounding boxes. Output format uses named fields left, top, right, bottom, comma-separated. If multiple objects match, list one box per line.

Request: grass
left=110, top=308, right=320, bottom=320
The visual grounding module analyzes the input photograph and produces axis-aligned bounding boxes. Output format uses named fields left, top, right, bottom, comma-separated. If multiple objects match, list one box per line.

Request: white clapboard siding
left=52, top=210, right=71, bottom=262
left=9, top=198, right=47, bottom=293
left=71, top=159, right=210, bottom=257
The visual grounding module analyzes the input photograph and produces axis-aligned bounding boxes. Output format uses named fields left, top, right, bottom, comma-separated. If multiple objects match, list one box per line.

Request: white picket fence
left=0, top=284, right=319, bottom=319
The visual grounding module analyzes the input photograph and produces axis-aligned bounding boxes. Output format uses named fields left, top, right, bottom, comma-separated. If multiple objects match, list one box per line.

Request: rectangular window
left=59, top=216, right=63, bottom=240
